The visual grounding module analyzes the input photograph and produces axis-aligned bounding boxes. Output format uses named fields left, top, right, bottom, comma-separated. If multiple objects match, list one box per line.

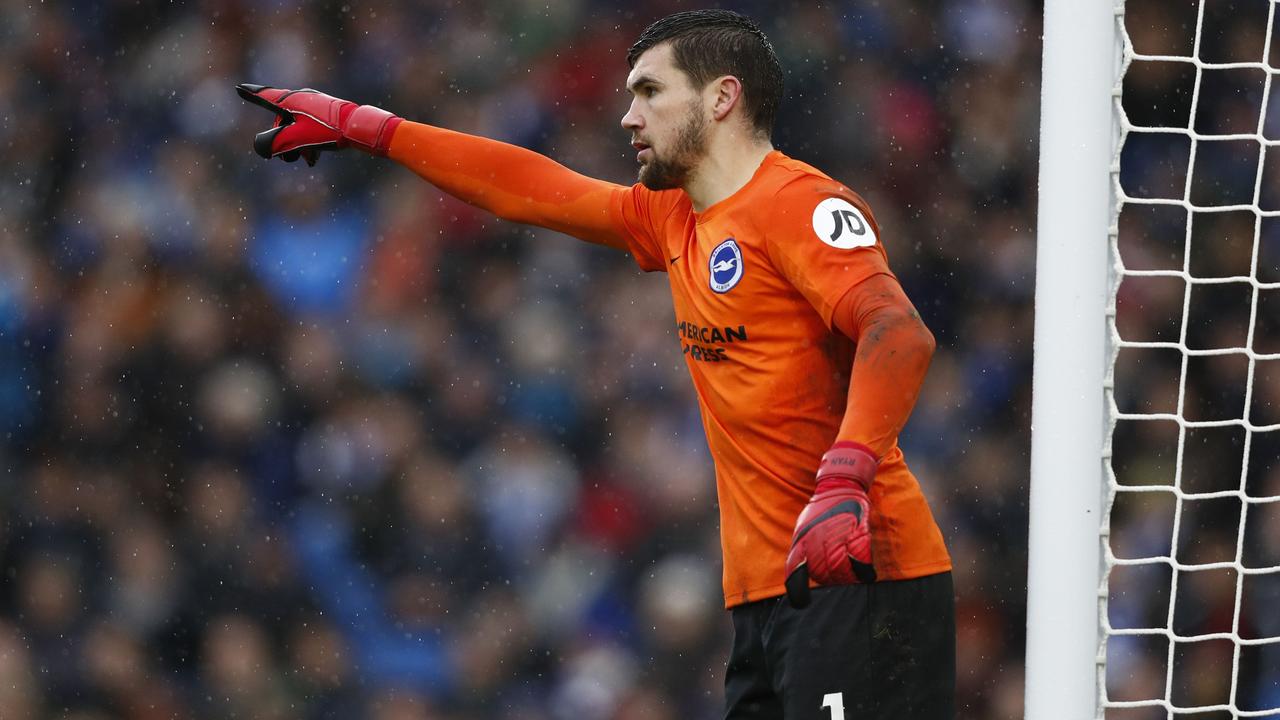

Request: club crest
left=708, top=238, right=744, bottom=294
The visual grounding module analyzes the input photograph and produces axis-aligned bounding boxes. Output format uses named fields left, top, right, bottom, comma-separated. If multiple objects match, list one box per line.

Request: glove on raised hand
left=784, top=441, right=878, bottom=608
left=236, top=84, right=402, bottom=166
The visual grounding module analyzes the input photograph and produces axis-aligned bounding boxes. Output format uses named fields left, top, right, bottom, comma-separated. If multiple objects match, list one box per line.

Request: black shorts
left=724, top=571, right=955, bottom=720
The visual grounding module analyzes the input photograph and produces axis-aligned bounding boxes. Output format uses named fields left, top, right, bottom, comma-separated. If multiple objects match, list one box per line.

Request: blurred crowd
left=0, top=0, right=1271, bottom=718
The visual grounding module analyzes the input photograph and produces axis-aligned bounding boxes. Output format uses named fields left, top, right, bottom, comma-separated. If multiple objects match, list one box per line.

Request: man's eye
left=644, top=87, right=657, bottom=97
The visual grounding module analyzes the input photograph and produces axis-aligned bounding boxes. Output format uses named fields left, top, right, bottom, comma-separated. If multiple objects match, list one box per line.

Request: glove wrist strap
left=344, top=105, right=403, bottom=156
left=816, top=441, right=878, bottom=491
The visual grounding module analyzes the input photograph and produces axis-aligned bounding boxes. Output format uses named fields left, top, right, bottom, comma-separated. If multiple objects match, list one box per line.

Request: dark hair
left=627, top=9, right=784, bottom=139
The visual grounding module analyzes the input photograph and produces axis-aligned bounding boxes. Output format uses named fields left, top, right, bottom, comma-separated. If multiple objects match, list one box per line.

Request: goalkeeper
left=240, top=9, right=954, bottom=719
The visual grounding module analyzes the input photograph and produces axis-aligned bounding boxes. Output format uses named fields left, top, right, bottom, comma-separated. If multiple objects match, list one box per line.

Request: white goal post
left=1030, top=1, right=1280, bottom=718
left=1027, top=0, right=1116, bottom=716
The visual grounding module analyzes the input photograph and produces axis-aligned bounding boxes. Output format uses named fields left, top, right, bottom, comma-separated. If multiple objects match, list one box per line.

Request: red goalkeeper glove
left=235, top=84, right=402, bottom=166
left=784, top=441, right=878, bottom=608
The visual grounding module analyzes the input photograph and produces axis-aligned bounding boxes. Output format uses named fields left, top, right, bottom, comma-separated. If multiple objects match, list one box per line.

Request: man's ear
left=710, top=75, right=743, bottom=121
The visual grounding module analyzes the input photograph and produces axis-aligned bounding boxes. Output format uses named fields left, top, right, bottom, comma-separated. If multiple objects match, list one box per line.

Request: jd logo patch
left=708, top=238, right=744, bottom=294
left=812, top=197, right=877, bottom=249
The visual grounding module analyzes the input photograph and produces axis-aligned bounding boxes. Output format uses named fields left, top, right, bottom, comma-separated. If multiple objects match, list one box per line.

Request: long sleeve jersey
left=390, top=124, right=951, bottom=606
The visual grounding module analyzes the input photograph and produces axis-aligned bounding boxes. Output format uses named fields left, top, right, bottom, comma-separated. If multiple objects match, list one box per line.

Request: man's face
left=621, top=43, right=710, bottom=190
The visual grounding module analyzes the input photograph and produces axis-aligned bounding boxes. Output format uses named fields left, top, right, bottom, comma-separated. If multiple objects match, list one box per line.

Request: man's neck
left=684, top=133, right=775, bottom=213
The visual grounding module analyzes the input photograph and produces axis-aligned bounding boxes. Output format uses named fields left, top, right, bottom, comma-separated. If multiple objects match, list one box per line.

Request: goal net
left=1030, top=1, right=1280, bottom=717
left=1106, top=0, right=1280, bottom=716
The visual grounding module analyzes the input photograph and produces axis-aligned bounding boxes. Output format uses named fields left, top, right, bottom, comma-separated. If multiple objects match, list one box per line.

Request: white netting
left=1106, top=0, right=1280, bottom=716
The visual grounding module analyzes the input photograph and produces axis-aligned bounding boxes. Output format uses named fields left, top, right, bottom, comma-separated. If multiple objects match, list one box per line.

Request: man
left=239, top=9, right=954, bottom=719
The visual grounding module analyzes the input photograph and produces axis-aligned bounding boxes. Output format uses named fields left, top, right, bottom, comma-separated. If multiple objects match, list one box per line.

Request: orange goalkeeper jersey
left=607, top=151, right=951, bottom=606
left=388, top=126, right=951, bottom=607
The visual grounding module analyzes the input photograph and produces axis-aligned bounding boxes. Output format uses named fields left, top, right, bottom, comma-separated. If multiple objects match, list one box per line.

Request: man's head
left=621, top=10, right=783, bottom=190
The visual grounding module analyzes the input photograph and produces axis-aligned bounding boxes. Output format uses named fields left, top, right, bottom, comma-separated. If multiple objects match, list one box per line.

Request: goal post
left=1027, top=0, right=1120, bottom=717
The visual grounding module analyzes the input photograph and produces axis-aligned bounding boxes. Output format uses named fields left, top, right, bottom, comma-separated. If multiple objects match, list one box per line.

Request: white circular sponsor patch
left=811, top=197, right=876, bottom=249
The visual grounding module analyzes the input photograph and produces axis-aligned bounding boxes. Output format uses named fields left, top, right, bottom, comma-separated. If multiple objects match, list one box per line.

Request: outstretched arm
left=237, top=84, right=632, bottom=250
left=388, top=122, right=629, bottom=250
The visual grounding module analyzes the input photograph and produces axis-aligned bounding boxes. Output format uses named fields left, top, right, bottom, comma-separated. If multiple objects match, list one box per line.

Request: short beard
left=638, top=101, right=708, bottom=191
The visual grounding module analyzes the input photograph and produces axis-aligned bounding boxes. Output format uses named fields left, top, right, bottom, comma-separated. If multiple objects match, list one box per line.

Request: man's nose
left=621, top=100, right=642, bottom=131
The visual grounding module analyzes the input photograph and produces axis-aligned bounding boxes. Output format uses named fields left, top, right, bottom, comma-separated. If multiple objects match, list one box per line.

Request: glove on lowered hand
left=784, top=441, right=878, bottom=608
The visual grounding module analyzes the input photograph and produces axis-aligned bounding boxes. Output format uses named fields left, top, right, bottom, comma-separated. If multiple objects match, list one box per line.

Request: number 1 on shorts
left=821, top=692, right=845, bottom=720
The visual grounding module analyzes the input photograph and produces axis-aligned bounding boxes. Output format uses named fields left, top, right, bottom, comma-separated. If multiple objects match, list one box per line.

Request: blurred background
left=0, top=0, right=1274, bottom=718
